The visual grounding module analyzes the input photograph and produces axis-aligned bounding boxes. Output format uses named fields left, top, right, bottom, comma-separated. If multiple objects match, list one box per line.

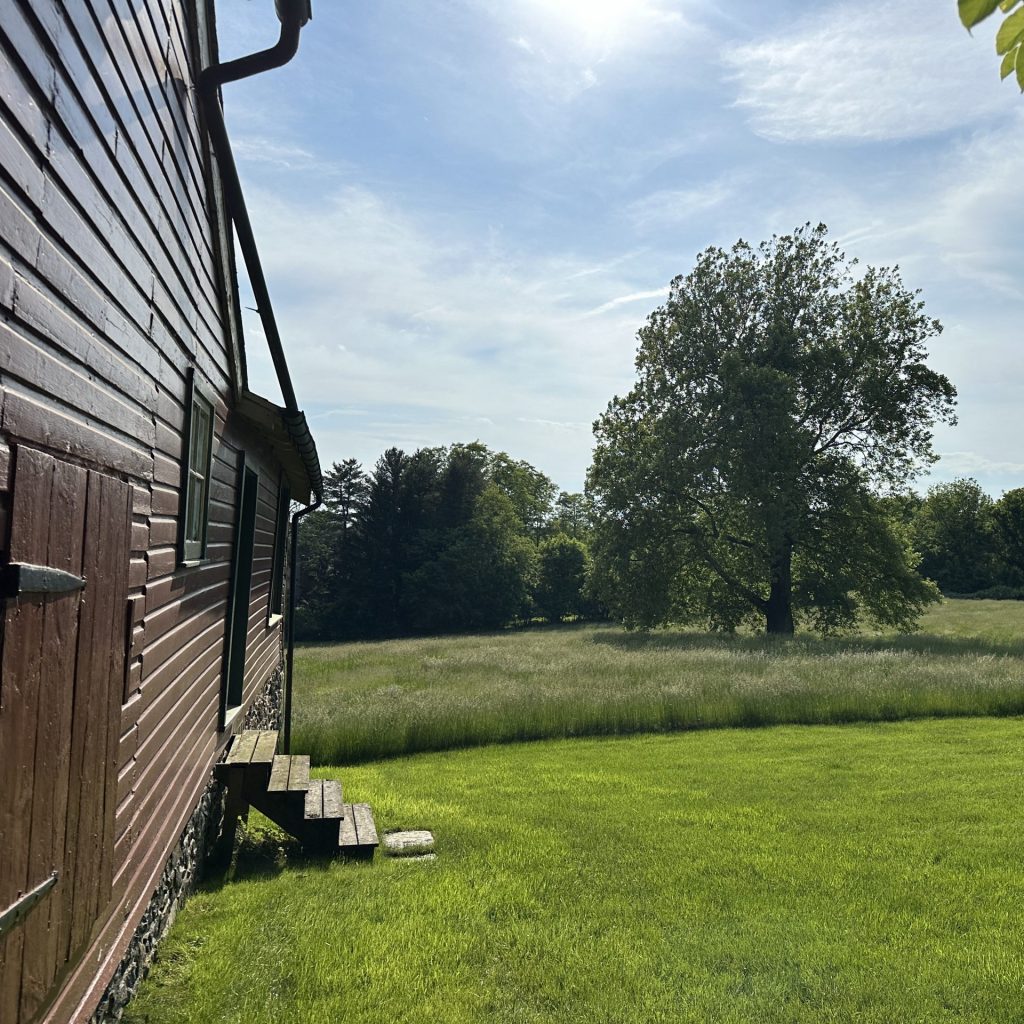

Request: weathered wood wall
left=0, top=2, right=292, bottom=1022
left=0, top=448, right=132, bottom=1024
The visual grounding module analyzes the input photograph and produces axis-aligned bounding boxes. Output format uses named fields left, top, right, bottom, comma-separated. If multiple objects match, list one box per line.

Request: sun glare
left=527, top=0, right=642, bottom=49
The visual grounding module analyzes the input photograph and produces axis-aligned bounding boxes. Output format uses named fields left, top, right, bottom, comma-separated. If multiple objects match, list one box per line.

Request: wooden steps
left=214, top=730, right=378, bottom=860
left=340, top=803, right=379, bottom=852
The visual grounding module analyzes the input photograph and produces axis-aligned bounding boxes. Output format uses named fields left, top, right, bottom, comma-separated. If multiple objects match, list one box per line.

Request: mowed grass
left=293, top=600, right=1024, bottom=765
left=127, top=719, right=1024, bottom=1024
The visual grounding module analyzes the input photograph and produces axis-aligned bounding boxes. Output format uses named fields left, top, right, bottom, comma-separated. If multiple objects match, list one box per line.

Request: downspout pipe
left=204, top=0, right=311, bottom=90
left=198, top=0, right=312, bottom=417
left=284, top=498, right=319, bottom=754
left=199, top=0, right=320, bottom=752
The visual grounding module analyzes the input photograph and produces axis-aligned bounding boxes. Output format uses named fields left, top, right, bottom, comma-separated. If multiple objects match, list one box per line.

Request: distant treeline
left=294, top=443, right=602, bottom=641
left=295, top=455, right=1024, bottom=641
left=893, top=478, right=1024, bottom=599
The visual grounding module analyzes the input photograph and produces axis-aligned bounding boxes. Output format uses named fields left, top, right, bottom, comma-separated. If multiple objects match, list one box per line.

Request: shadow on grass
left=202, top=821, right=336, bottom=891
left=295, top=618, right=603, bottom=650
left=590, top=629, right=1024, bottom=660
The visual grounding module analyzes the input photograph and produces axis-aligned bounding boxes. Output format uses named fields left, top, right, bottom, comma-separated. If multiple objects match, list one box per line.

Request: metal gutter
left=198, top=0, right=322, bottom=750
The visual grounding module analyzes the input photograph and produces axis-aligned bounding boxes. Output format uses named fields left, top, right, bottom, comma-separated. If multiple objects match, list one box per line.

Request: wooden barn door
left=0, top=446, right=131, bottom=1024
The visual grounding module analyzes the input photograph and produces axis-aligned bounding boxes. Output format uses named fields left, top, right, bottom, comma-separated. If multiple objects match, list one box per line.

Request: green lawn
left=292, top=600, right=1024, bottom=764
left=128, top=719, right=1024, bottom=1024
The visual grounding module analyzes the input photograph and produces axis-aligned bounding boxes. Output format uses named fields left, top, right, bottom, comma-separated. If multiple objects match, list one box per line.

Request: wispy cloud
left=216, top=0, right=1024, bottom=496
left=627, top=177, right=740, bottom=230
left=240, top=184, right=654, bottom=487
left=722, top=0, right=1011, bottom=142
left=309, top=408, right=369, bottom=421
left=233, top=136, right=339, bottom=174
left=485, top=0, right=701, bottom=104
left=582, top=287, right=668, bottom=318
left=937, top=452, right=1024, bottom=478
left=517, top=417, right=589, bottom=431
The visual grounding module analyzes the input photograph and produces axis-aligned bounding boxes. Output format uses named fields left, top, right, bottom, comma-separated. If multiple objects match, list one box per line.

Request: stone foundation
left=89, top=664, right=283, bottom=1023
left=243, top=664, right=283, bottom=731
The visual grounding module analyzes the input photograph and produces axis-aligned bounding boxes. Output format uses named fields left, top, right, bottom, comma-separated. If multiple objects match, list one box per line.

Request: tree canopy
left=588, top=224, right=957, bottom=635
left=295, top=442, right=597, bottom=640
left=911, top=478, right=998, bottom=594
left=992, top=487, right=1024, bottom=582
left=959, top=0, right=1024, bottom=88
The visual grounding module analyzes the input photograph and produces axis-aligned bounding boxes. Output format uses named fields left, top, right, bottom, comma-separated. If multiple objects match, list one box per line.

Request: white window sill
left=222, top=704, right=243, bottom=732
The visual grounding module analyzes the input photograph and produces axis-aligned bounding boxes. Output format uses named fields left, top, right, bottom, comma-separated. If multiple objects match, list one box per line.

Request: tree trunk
left=765, top=543, right=795, bottom=635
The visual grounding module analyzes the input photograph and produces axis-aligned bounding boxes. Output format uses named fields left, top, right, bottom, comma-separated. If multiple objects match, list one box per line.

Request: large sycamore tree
left=588, top=225, right=957, bottom=635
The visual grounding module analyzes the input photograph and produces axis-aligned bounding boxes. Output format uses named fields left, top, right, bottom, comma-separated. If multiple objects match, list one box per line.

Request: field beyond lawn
left=128, top=719, right=1024, bottom=1024
left=292, top=599, right=1024, bottom=765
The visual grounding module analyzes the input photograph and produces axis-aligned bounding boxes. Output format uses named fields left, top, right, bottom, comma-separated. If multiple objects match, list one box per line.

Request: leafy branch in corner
left=959, top=0, right=1024, bottom=89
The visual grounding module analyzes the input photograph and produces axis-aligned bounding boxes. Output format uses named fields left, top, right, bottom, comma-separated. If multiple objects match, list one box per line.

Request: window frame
left=268, top=478, right=290, bottom=625
left=179, top=369, right=215, bottom=566
left=222, top=460, right=259, bottom=729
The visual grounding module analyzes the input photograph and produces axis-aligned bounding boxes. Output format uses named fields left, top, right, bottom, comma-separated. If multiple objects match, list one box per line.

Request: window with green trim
left=181, top=374, right=214, bottom=563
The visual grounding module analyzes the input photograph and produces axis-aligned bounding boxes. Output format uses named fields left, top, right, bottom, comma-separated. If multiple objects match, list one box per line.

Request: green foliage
left=992, top=487, right=1024, bottom=582
left=405, top=485, right=539, bottom=633
left=292, top=508, right=343, bottom=640
left=550, top=491, right=593, bottom=540
left=487, top=450, right=558, bottom=538
left=357, top=447, right=444, bottom=635
left=946, top=584, right=1024, bottom=599
left=322, top=458, right=369, bottom=527
left=588, top=224, right=955, bottom=636
left=535, top=533, right=591, bottom=621
left=911, top=478, right=999, bottom=593
left=959, top=0, right=1024, bottom=89
left=295, top=441, right=570, bottom=640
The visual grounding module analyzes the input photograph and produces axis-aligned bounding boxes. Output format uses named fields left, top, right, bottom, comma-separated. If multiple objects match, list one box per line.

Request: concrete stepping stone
left=383, top=830, right=435, bottom=858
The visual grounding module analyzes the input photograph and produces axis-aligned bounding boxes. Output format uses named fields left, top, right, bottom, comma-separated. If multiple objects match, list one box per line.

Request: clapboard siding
left=1, top=386, right=153, bottom=480
left=0, top=2, right=302, bottom=1022
left=23, top=0, right=223, bottom=340
left=114, top=684, right=221, bottom=901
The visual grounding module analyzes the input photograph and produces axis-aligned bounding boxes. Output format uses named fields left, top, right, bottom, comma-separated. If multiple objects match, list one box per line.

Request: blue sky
left=216, top=0, right=1024, bottom=496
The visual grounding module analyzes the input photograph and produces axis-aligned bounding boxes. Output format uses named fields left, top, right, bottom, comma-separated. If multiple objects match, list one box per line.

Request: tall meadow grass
left=292, top=600, right=1024, bottom=765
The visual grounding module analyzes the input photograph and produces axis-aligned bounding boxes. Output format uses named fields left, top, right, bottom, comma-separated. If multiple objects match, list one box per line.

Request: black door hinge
left=0, top=872, right=59, bottom=939
left=0, top=562, right=86, bottom=599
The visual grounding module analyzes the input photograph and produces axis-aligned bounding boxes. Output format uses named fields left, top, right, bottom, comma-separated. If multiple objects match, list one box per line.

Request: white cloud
left=722, top=0, right=1013, bottom=142
left=937, top=452, right=1024, bottom=478
left=582, top=287, right=667, bottom=317
left=913, top=119, right=1024, bottom=300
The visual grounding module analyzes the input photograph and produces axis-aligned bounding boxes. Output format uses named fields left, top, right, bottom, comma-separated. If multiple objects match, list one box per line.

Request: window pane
left=191, top=399, right=210, bottom=467
left=182, top=386, right=214, bottom=561
left=186, top=472, right=205, bottom=543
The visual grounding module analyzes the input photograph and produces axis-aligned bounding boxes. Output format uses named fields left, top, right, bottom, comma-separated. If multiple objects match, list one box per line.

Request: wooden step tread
left=304, top=779, right=344, bottom=821
left=225, top=730, right=279, bottom=765
left=339, top=803, right=379, bottom=851
left=267, top=754, right=311, bottom=793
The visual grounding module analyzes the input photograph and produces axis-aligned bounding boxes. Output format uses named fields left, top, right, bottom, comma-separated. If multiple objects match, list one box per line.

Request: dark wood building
left=0, top=2, right=330, bottom=1021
